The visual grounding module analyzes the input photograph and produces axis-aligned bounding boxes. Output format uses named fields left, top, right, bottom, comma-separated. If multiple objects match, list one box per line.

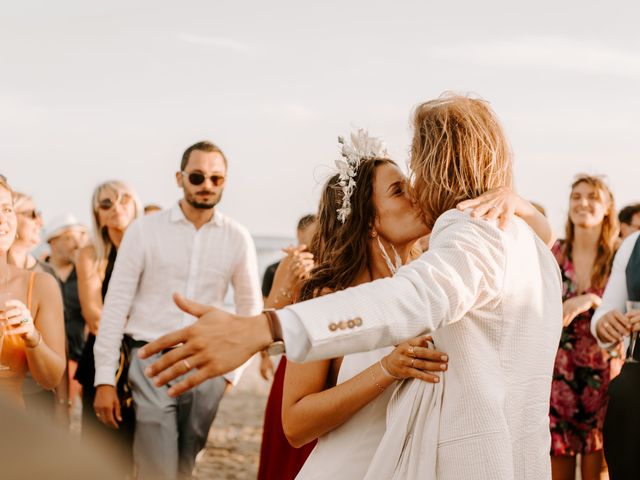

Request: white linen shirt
left=591, top=231, right=640, bottom=350
left=94, top=203, right=263, bottom=387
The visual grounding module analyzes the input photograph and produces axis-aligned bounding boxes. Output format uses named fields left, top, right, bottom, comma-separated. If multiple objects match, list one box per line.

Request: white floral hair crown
left=335, top=128, right=388, bottom=223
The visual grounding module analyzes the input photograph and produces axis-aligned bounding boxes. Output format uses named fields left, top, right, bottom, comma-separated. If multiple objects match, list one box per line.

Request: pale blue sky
left=1, top=0, right=639, bottom=237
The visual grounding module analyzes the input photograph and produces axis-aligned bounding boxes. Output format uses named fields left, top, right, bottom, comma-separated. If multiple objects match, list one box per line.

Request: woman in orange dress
left=0, top=177, right=66, bottom=407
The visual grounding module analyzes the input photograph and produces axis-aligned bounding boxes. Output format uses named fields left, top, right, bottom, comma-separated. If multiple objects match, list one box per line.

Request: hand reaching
left=268, top=245, right=314, bottom=306
left=380, top=336, right=448, bottom=383
left=457, top=187, right=525, bottom=231
left=562, top=294, right=600, bottom=327
left=139, top=293, right=273, bottom=397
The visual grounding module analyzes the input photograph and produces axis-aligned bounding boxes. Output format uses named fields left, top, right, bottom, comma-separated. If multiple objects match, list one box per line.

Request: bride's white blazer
left=279, top=209, right=563, bottom=480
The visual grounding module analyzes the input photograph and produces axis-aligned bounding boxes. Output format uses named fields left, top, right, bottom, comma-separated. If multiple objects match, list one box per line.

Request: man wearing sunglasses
left=93, top=141, right=262, bottom=479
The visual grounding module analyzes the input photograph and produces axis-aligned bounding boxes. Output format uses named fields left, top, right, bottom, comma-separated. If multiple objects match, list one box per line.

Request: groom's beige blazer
left=280, top=209, right=563, bottom=479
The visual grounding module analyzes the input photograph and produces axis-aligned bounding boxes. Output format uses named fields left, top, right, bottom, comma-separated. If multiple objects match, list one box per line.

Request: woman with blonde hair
left=7, top=191, right=65, bottom=416
left=549, top=174, right=618, bottom=480
left=141, top=93, right=562, bottom=479
left=74, top=180, right=141, bottom=468
left=0, top=177, right=66, bottom=407
left=8, top=193, right=52, bottom=275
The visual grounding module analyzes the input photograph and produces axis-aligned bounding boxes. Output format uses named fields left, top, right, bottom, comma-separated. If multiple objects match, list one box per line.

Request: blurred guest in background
left=259, top=214, right=316, bottom=380
left=8, top=192, right=53, bottom=274
left=550, top=174, right=619, bottom=480
left=93, top=141, right=262, bottom=479
left=618, top=203, right=640, bottom=240
left=143, top=204, right=162, bottom=215
left=0, top=177, right=66, bottom=408
left=261, top=214, right=317, bottom=300
left=75, top=180, right=142, bottom=471
left=8, top=191, right=60, bottom=417
left=592, top=226, right=640, bottom=479
left=257, top=236, right=316, bottom=480
left=0, top=394, right=124, bottom=479
left=45, top=214, right=89, bottom=416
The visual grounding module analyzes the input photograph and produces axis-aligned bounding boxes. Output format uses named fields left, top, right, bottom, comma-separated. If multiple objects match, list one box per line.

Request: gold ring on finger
left=183, top=359, right=192, bottom=372
left=408, top=346, right=415, bottom=357
left=411, top=358, right=415, bottom=368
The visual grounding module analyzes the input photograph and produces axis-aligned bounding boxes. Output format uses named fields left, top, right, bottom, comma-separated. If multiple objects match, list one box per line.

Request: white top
left=296, top=347, right=395, bottom=480
left=94, top=203, right=262, bottom=386
left=591, top=231, right=640, bottom=349
left=278, top=209, right=563, bottom=479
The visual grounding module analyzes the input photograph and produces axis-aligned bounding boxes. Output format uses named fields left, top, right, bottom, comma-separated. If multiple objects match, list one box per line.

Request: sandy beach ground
left=194, top=355, right=271, bottom=479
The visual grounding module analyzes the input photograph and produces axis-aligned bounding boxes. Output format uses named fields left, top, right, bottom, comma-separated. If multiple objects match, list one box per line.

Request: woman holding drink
left=0, top=176, right=66, bottom=407
left=592, top=229, right=640, bottom=479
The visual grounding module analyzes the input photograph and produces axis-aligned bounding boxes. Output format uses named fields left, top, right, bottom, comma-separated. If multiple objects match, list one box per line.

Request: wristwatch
left=263, top=308, right=286, bottom=355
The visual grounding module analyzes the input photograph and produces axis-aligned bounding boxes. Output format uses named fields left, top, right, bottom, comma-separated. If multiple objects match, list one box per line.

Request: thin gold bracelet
left=379, top=359, right=402, bottom=379
left=369, top=365, right=386, bottom=392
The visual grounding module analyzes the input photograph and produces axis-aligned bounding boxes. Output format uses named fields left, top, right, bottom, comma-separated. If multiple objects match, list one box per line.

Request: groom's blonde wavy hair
left=410, top=93, right=513, bottom=228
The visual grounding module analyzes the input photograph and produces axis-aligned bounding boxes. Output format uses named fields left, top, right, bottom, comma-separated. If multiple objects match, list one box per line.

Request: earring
left=370, top=229, right=378, bottom=238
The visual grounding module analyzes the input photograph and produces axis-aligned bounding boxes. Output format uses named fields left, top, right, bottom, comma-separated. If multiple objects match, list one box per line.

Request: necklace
left=376, top=236, right=402, bottom=275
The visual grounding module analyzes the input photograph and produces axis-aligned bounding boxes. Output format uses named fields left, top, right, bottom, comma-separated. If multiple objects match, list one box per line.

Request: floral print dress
left=549, top=240, right=611, bottom=456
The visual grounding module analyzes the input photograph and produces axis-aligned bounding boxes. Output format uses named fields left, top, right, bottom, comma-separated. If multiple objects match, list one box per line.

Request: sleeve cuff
left=277, top=308, right=311, bottom=363
left=94, top=367, right=117, bottom=387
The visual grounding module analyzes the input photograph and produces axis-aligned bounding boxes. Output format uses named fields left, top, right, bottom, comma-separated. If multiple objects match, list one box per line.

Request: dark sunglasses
left=17, top=209, right=41, bottom=220
left=98, top=193, right=132, bottom=211
left=182, top=171, right=225, bottom=187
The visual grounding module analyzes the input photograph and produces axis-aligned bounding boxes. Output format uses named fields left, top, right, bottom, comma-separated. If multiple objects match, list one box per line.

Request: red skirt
left=258, top=357, right=316, bottom=480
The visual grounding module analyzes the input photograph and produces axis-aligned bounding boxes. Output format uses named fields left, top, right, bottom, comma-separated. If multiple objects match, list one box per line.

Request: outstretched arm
left=140, top=211, right=503, bottom=396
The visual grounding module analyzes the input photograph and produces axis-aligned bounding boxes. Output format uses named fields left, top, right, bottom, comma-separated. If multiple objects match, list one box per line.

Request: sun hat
left=44, top=213, right=85, bottom=242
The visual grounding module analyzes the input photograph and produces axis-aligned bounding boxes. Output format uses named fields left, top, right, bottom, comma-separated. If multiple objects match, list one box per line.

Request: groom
left=141, top=95, right=561, bottom=479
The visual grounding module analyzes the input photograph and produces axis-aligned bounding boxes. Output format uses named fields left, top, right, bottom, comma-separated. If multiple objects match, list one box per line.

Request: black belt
left=124, top=336, right=147, bottom=350
left=124, top=336, right=173, bottom=355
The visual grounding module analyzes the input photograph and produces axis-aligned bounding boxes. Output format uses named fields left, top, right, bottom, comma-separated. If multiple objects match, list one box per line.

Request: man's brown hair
left=181, top=141, right=228, bottom=171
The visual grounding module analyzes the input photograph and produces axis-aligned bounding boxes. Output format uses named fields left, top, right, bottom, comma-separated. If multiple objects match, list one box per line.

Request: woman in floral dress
left=550, top=175, right=619, bottom=480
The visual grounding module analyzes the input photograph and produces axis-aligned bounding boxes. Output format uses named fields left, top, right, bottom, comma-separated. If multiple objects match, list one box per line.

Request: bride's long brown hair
left=299, top=158, right=395, bottom=301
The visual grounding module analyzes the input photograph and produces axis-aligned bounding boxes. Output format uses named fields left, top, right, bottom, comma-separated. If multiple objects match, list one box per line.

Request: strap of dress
left=27, top=272, right=36, bottom=311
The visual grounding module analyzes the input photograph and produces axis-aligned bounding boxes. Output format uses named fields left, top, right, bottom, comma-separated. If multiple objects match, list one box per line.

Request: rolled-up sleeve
left=94, top=220, right=145, bottom=386
left=591, top=233, right=637, bottom=347
left=225, top=227, right=263, bottom=384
